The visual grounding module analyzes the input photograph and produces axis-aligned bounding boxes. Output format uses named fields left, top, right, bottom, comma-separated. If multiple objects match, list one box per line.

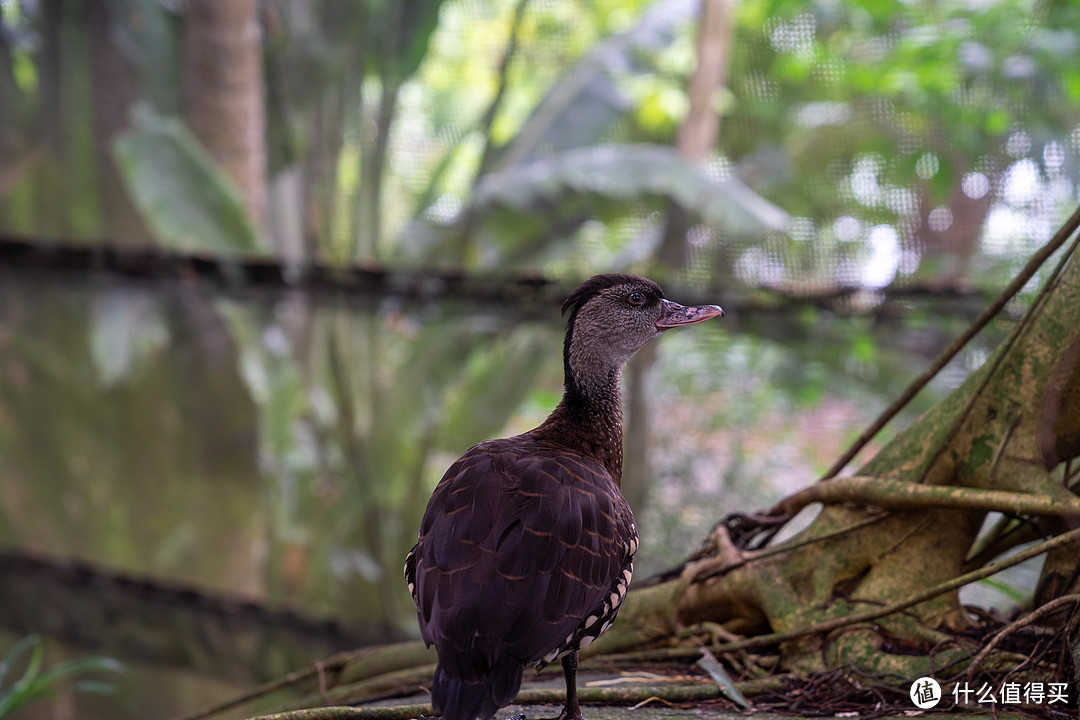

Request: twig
left=823, top=203, right=1080, bottom=479
left=965, top=593, right=1080, bottom=678
left=674, top=513, right=890, bottom=584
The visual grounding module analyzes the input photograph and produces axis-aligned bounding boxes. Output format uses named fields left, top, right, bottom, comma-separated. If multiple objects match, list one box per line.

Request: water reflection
left=0, top=271, right=561, bottom=718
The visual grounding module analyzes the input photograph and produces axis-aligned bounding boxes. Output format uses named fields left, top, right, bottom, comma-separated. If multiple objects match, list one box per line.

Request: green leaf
left=33, top=657, right=125, bottom=689
left=480, top=144, right=786, bottom=229
left=401, top=143, right=787, bottom=267
left=977, top=576, right=1028, bottom=603
left=0, top=637, right=47, bottom=717
left=852, top=333, right=878, bottom=365
left=0, top=636, right=123, bottom=718
left=984, top=107, right=1011, bottom=136
left=112, top=103, right=262, bottom=254
left=0, top=635, right=41, bottom=689
left=438, top=329, right=551, bottom=450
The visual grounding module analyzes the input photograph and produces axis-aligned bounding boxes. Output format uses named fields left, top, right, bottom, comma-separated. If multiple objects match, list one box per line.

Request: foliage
left=2, top=0, right=1079, bottom=281
left=113, top=104, right=261, bottom=254
left=721, top=0, right=1080, bottom=289
left=0, top=635, right=123, bottom=718
left=399, top=143, right=786, bottom=268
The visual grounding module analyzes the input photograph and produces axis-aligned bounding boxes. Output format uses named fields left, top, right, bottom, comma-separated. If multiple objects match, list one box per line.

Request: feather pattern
left=406, top=436, right=636, bottom=720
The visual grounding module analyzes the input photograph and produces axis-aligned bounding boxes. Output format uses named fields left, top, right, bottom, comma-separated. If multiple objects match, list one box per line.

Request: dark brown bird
left=405, top=274, right=723, bottom=720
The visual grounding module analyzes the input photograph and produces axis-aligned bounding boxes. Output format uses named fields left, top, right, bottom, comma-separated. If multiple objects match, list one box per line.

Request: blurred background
left=1, top=0, right=1079, bottom=717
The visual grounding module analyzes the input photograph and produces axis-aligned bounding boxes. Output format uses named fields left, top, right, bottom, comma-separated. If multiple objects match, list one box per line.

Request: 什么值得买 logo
left=910, top=677, right=1072, bottom=709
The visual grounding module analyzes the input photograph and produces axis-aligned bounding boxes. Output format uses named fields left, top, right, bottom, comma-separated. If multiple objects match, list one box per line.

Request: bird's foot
left=510, top=708, right=582, bottom=720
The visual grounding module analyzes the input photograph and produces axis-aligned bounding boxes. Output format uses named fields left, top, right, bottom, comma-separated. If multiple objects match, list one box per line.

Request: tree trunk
left=911, top=150, right=992, bottom=289
left=181, top=0, right=267, bottom=233
left=656, top=0, right=735, bottom=269
left=624, top=0, right=737, bottom=513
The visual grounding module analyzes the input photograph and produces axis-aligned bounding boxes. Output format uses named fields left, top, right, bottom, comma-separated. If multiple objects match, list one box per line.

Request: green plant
left=0, top=635, right=123, bottom=718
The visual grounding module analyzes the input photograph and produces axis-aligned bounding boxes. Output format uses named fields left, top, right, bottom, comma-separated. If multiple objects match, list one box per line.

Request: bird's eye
left=627, top=292, right=646, bottom=306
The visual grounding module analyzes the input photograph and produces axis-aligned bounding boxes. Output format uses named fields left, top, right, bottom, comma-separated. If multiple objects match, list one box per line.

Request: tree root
left=823, top=624, right=970, bottom=679
left=753, top=476, right=1080, bottom=530
left=686, top=526, right=1080, bottom=657
left=295, top=663, right=437, bottom=709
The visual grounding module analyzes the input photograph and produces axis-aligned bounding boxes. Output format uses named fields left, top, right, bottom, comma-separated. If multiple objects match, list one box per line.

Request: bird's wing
left=411, top=438, right=636, bottom=680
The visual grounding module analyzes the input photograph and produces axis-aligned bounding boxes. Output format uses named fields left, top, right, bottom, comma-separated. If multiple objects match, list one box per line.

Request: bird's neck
left=530, top=365, right=625, bottom=485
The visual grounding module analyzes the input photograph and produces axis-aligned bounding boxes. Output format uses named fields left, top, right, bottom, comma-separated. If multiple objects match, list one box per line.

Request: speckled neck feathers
left=528, top=274, right=664, bottom=485
left=530, top=367, right=626, bottom=485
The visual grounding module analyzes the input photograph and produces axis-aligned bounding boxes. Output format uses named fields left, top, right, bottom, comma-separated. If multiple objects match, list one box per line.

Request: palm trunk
left=181, top=0, right=267, bottom=233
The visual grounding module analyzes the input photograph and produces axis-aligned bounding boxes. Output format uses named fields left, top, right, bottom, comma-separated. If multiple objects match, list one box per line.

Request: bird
left=404, top=273, right=723, bottom=720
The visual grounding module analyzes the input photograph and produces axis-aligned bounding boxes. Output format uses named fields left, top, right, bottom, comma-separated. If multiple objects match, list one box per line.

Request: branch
left=472, top=0, right=531, bottom=180
left=0, top=233, right=563, bottom=308
left=0, top=233, right=1019, bottom=321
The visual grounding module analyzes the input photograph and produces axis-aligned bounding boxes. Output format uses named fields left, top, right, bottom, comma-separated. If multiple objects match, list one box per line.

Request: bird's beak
left=655, top=299, right=724, bottom=329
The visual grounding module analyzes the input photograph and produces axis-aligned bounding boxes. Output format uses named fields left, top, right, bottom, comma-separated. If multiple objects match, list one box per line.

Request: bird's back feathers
left=405, top=435, right=637, bottom=720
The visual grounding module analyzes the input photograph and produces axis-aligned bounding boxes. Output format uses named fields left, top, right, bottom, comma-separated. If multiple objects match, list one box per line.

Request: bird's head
left=561, top=274, right=723, bottom=390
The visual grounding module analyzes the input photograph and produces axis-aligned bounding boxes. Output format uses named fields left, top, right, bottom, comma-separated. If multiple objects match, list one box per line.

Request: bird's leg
left=557, top=650, right=583, bottom=720
left=510, top=650, right=584, bottom=720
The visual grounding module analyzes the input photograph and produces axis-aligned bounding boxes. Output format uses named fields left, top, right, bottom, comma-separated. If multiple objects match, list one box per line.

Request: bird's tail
left=430, top=658, right=523, bottom=720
